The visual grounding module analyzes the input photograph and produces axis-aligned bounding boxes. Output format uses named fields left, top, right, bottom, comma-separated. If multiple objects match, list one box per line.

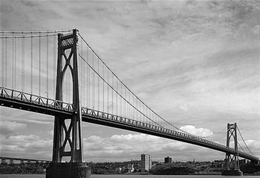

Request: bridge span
left=1, top=87, right=258, bottom=162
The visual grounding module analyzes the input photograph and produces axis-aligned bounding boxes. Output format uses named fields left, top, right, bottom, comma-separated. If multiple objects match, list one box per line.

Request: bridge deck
left=0, top=87, right=258, bottom=161
left=0, top=156, right=50, bottom=163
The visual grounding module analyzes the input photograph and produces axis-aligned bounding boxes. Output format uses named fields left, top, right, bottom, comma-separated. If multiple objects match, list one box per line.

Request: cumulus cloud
left=0, top=121, right=27, bottom=135
left=82, top=133, right=219, bottom=162
left=179, top=125, right=213, bottom=137
left=0, top=134, right=52, bottom=160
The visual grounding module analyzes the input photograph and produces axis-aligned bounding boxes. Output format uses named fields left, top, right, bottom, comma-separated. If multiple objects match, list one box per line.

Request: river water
left=0, top=175, right=260, bottom=178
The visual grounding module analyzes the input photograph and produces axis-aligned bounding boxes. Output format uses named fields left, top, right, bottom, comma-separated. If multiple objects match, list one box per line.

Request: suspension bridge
left=0, top=29, right=258, bottom=177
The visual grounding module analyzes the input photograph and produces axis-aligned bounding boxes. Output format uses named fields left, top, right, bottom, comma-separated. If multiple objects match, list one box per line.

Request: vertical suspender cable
left=4, top=37, right=7, bottom=88
left=142, top=103, right=144, bottom=123
left=88, top=49, right=91, bottom=107
left=1, top=35, right=4, bottom=87
left=116, top=78, right=118, bottom=115
left=22, top=34, right=25, bottom=91
left=125, top=88, right=127, bottom=118
left=134, top=96, right=136, bottom=120
left=31, top=32, right=33, bottom=94
left=53, top=35, right=56, bottom=99
left=125, top=87, right=126, bottom=117
left=145, top=105, right=147, bottom=124
left=84, top=57, right=87, bottom=107
left=137, top=98, right=139, bottom=121
left=46, top=35, right=49, bottom=98
left=139, top=100, right=141, bottom=122
left=14, top=37, right=17, bottom=89
left=142, top=103, right=143, bottom=123
left=2, top=36, right=5, bottom=87
left=39, top=33, right=41, bottom=95
left=80, top=42, right=83, bottom=104
left=143, top=104, right=145, bottom=123
left=80, top=38, right=83, bottom=106
left=97, top=55, right=100, bottom=111
left=84, top=59, right=87, bottom=107
left=88, top=48, right=93, bottom=108
left=112, top=74, right=113, bottom=114
left=138, top=100, right=139, bottom=121
left=130, top=86, right=132, bottom=118
left=11, top=35, right=14, bottom=89
left=87, top=47, right=89, bottom=108
left=92, top=53, right=95, bottom=109
left=107, top=68, right=109, bottom=113
left=132, top=95, right=134, bottom=119
left=121, top=81, right=122, bottom=116
left=89, top=48, right=91, bottom=108
left=103, top=58, right=104, bottom=112
left=129, top=90, right=130, bottom=118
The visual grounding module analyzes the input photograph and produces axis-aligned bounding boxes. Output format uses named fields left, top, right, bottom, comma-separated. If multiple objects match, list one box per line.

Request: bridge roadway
left=0, top=87, right=259, bottom=162
left=0, top=156, right=50, bottom=163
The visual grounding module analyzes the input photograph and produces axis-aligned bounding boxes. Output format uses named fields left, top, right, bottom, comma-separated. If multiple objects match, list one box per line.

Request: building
left=164, top=156, right=172, bottom=164
left=141, top=154, right=152, bottom=171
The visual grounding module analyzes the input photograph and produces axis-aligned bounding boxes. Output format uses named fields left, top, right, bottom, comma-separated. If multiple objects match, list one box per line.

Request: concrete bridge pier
left=46, top=162, right=90, bottom=178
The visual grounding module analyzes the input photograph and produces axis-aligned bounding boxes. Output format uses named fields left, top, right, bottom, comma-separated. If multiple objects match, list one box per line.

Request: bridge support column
left=46, top=29, right=90, bottom=178
left=222, top=123, right=243, bottom=176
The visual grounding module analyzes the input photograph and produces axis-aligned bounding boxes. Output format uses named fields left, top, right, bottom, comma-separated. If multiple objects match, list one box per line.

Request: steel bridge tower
left=46, top=29, right=90, bottom=178
left=222, top=123, right=243, bottom=176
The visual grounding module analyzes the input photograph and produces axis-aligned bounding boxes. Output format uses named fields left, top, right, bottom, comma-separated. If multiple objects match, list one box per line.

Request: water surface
left=1, top=175, right=260, bottom=178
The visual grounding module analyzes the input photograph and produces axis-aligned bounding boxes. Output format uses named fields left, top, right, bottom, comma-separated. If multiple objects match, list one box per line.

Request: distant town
left=1, top=154, right=260, bottom=175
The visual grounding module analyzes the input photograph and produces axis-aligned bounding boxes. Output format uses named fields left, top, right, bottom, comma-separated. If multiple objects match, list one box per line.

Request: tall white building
left=141, top=154, right=152, bottom=171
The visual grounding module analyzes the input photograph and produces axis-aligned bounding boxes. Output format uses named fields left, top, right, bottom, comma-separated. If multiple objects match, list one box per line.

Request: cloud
left=0, top=121, right=27, bottom=135
left=84, top=134, right=181, bottom=159
left=0, top=134, right=52, bottom=160
left=179, top=125, right=213, bottom=137
left=244, top=140, right=260, bottom=152
left=82, top=132, right=222, bottom=162
left=0, top=107, right=54, bottom=125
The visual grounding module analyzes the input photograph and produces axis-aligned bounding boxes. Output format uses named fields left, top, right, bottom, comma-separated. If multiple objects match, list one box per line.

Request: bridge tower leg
left=222, top=123, right=243, bottom=176
left=46, top=29, right=90, bottom=178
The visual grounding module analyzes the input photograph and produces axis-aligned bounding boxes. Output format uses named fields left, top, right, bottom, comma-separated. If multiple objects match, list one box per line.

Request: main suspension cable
left=79, top=54, right=162, bottom=128
left=237, top=126, right=255, bottom=156
left=78, top=33, right=189, bottom=132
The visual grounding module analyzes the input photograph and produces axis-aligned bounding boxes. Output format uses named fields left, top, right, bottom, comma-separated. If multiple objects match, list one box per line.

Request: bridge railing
left=82, top=107, right=230, bottom=148
left=82, top=107, right=258, bottom=160
left=0, top=157, right=51, bottom=164
left=0, top=87, right=74, bottom=112
left=82, top=106, right=227, bottom=145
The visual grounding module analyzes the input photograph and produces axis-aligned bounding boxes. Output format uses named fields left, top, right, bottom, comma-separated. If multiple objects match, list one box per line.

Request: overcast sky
left=0, top=0, right=260, bottom=163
